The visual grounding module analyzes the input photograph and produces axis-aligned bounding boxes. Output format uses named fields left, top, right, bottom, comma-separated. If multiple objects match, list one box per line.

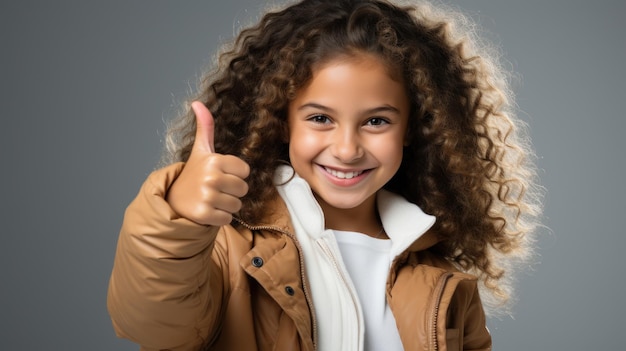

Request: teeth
left=324, top=167, right=364, bottom=179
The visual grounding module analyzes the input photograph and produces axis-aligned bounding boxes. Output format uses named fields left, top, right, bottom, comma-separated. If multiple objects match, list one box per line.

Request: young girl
left=108, top=0, right=541, bottom=350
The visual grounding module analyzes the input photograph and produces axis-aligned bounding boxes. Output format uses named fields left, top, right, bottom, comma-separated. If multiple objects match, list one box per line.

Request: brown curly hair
left=161, top=0, right=542, bottom=310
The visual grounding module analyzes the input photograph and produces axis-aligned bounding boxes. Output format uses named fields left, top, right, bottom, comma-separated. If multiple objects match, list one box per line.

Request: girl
left=108, top=0, right=541, bottom=350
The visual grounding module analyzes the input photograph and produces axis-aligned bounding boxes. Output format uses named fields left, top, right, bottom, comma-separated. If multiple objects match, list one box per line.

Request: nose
left=331, top=128, right=364, bottom=163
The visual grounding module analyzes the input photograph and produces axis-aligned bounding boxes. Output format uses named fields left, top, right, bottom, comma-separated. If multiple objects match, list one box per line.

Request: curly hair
left=160, top=0, right=542, bottom=311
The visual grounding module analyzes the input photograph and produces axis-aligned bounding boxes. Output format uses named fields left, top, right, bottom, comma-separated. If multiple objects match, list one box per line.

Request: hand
left=166, top=101, right=250, bottom=226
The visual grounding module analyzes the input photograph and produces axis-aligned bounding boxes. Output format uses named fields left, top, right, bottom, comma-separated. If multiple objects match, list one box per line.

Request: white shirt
left=335, top=230, right=404, bottom=351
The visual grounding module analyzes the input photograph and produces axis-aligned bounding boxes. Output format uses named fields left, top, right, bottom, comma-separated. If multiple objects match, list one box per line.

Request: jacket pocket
left=446, top=328, right=460, bottom=351
left=273, top=312, right=300, bottom=350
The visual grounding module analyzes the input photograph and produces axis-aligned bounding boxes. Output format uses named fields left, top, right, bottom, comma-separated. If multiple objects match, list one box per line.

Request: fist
left=166, top=101, right=250, bottom=226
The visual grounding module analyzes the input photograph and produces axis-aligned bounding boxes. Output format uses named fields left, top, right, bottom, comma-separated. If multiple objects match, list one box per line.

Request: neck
left=316, top=193, right=385, bottom=238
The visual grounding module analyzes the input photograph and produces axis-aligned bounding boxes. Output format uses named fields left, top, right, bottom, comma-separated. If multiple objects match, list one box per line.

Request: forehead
left=311, top=52, right=404, bottom=84
left=291, top=54, right=410, bottom=114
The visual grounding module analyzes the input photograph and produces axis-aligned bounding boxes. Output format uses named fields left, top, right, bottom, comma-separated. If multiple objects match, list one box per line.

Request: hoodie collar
left=270, top=166, right=437, bottom=256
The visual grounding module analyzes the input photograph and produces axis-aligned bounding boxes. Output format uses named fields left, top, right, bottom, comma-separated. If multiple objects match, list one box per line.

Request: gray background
left=1, top=0, right=624, bottom=350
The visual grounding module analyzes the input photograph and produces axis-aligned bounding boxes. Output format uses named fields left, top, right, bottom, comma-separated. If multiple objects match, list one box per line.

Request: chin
left=318, top=194, right=369, bottom=210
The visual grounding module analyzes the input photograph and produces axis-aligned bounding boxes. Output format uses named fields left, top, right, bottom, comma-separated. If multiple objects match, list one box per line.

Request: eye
left=365, top=117, right=390, bottom=126
left=307, top=114, right=331, bottom=124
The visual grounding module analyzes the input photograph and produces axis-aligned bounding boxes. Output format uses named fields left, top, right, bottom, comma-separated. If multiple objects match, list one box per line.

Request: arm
left=463, top=285, right=492, bottom=351
left=449, top=279, right=492, bottom=351
left=107, top=163, right=225, bottom=350
left=108, top=102, right=250, bottom=350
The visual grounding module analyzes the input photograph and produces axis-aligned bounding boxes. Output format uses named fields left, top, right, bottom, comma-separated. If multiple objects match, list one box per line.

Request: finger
left=199, top=210, right=233, bottom=227
left=215, top=173, right=249, bottom=198
left=211, top=193, right=244, bottom=214
left=191, top=101, right=215, bottom=153
left=219, top=155, right=251, bottom=180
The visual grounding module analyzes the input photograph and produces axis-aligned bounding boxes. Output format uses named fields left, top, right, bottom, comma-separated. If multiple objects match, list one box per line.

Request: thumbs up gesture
left=166, top=101, right=250, bottom=226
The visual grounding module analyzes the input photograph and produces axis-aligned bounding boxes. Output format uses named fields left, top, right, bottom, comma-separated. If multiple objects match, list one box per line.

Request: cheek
left=388, top=145, right=405, bottom=172
left=371, top=136, right=405, bottom=168
left=288, top=128, right=319, bottom=163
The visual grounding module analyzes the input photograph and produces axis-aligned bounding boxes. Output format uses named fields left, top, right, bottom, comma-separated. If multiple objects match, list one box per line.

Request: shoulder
left=417, top=250, right=460, bottom=273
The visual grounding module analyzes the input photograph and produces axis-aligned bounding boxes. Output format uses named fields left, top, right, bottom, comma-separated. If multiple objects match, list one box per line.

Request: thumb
left=191, top=101, right=215, bottom=153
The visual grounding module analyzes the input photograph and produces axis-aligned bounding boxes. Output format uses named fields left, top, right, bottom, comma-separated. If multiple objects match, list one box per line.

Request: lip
left=317, top=164, right=372, bottom=186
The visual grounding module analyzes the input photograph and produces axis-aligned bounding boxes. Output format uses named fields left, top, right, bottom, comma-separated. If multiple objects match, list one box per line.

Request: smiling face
left=287, top=54, right=410, bottom=231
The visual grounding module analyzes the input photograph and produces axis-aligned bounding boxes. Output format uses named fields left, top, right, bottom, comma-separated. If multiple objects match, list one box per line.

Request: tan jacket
left=108, top=163, right=492, bottom=351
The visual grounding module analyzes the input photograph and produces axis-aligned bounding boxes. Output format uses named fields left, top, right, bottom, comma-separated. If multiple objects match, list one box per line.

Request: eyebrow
left=297, top=102, right=401, bottom=115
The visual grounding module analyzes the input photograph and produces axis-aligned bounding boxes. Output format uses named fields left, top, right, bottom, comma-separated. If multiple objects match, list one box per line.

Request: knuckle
left=242, top=162, right=251, bottom=177
left=240, top=182, right=249, bottom=197
left=219, top=213, right=233, bottom=225
left=233, top=198, right=243, bottom=212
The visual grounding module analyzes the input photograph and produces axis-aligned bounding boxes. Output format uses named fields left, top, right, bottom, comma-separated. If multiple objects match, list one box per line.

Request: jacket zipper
left=428, top=272, right=453, bottom=351
left=234, top=218, right=318, bottom=350
left=316, top=239, right=363, bottom=347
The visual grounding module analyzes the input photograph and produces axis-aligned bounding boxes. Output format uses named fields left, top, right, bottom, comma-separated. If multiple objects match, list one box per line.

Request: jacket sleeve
left=454, top=280, right=492, bottom=351
left=107, top=163, right=227, bottom=351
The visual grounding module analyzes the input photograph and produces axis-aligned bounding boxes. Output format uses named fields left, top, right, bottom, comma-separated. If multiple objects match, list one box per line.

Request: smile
left=323, top=166, right=366, bottom=179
